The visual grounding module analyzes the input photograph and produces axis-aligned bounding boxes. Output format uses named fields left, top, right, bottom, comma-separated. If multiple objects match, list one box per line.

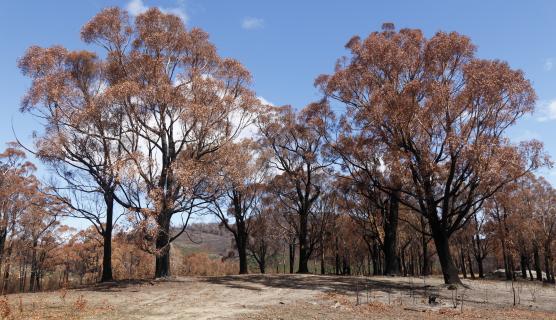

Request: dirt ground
left=5, top=274, right=556, bottom=319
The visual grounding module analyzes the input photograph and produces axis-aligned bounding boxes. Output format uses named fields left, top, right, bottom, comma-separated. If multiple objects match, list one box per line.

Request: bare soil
left=6, top=274, right=556, bottom=319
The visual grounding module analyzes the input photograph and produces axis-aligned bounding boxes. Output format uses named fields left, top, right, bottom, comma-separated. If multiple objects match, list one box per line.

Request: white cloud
left=257, top=96, right=273, bottom=106
left=126, top=0, right=188, bottom=23
left=536, top=99, right=556, bottom=122
left=241, top=17, right=264, bottom=30
left=545, top=58, right=554, bottom=71
left=126, top=0, right=147, bottom=16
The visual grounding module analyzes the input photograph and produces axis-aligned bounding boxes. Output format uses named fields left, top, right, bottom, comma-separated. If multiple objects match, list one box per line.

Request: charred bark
left=383, top=191, right=400, bottom=275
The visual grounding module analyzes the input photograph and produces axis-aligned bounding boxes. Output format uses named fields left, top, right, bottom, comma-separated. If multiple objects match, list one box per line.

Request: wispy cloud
left=544, top=58, right=553, bottom=71
left=512, top=129, right=540, bottom=142
left=241, top=17, right=264, bottom=30
left=536, top=99, right=556, bottom=122
left=126, top=0, right=188, bottom=23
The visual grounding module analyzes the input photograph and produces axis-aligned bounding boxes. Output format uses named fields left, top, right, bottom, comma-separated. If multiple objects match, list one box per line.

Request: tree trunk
left=371, top=247, right=379, bottom=276
left=528, top=262, right=534, bottom=281
left=298, top=212, right=310, bottom=273
left=235, top=220, right=249, bottom=275
left=476, top=255, right=485, bottom=279
left=237, top=242, right=248, bottom=275
left=431, top=225, right=461, bottom=284
left=101, top=192, right=114, bottom=282
left=320, top=236, right=326, bottom=275
left=544, top=243, right=554, bottom=283
left=533, top=243, right=543, bottom=281
left=289, top=241, right=295, bottom=274
left=473, top=235, right=485, bottom=279
left=342, top=254, right=351, bottom=275
left=420, top=216, right=430, bottom=276
left=460, top=246, right=467, bottom=279
left=257, top=252, right=266, bottom=274
left=335, top=236, right=341, bottom=275
left=383, top=191, right=400, bottom=275
left=520, top=254, right=527, bottom=280
left=467, top=250, right=475, bottom=279
left=2, top=246, right=12, bottom=294
left=29, top=243, right=39, bottom=292
left=501, top=238, right=513, bottom=281
left=154, top=214, right=171, bottom=278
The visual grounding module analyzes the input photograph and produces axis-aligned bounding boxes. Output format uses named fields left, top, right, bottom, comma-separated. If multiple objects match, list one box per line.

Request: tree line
left=3, top=7, right=551, bottom=290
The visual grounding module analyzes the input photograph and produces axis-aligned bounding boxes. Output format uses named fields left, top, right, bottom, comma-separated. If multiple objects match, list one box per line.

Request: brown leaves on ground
left=308, top=291, right=556, bottom=320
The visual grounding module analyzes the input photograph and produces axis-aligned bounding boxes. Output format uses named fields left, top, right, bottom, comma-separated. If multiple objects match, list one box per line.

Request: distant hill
left=172, top=223, right=235, bottom=258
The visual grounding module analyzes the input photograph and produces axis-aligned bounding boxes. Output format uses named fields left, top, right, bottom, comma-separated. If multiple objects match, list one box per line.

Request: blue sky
left=1, top=0, right=556, bottom=183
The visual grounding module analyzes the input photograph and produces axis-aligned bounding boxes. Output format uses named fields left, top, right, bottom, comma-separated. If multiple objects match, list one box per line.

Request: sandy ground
left=5, top=274, right=556, bottom=319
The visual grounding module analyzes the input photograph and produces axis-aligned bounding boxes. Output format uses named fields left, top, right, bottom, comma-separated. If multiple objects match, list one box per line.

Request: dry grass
left=177, top=252, right=238, bottom=276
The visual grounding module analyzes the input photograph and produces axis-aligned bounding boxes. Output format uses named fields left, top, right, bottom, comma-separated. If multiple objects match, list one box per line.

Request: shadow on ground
left=200, top=274, right=427, bottom=295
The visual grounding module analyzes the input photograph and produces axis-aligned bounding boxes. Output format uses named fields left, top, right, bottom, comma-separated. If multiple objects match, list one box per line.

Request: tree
left=19, top=44, right=128, bottom=282
left=0, top=145, right=64, bottom=292
left=20, top=192, right=62, bottom=292
left=247, top=206, right=281, bottom=274
left=207, top=141, right=269, bottom=274
left=470, top=210, right=492, bottom=278
left=531, top=177, right=556, bottom=282
left=317, top=24, right=547, bottom=283
left=258, top=103, right=335, bottom=273
left=336, top=171, right=402, bottom=275
left=24, top=7, right=260, bottom=278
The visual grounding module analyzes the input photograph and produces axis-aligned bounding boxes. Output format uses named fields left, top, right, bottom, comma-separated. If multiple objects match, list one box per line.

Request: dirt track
left=7, top=274, right=556, bottom=319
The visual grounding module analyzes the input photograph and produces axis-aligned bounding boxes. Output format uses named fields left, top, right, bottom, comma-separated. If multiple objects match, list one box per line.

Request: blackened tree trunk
left=335, top=236, right=341, bottom=275
left=431, top=223, right=462, bottom=284
left=235, top=218, right=249, bottom=274
left=101, top=192, right=114, bottom=282
left=528, top=263, right=534, bottom=280
left=257, top=255, right=266, bottom=274
left=520, top=254, right=528, bottom=280
left=383, top=191, right=400, bottom=275
left=29, top=242, right=39, bottom=292
left=371, top=244, right=379, bottom=275
left=155, top=213, right=171, bottom=278
left=467, top=250, right=475, bottom=279
left=476, top=255, right=485, bottom=279
left=237, top=234, right=248, bottom=275
left=320, top=235, right=326, bottom=275
left=212, top=188, right=253, bottom=275
left=472, top=237, right=486, bottom=277
left=298, top=212, right=310, bottom=273
left=289, top=241, right=295, bottom=274
left=420, top=216, right=430, bottom=276
left=533, top=243, right=543, bottom=281
left=342, top=254, right=351, bottom=275
left=544, top=243, right=554, bottom=283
